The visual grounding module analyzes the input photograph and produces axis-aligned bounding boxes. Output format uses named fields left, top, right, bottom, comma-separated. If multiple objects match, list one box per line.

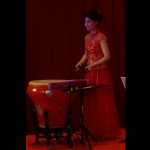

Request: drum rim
left=28, top=79, right=68, bottom=86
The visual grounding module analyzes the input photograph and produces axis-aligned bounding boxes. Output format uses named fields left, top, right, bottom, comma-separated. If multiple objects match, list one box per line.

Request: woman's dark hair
left=85, top=10, right=103, bottom=25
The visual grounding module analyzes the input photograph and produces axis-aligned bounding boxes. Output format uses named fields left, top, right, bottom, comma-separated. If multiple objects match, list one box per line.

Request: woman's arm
left=75, top=53, right=87, bottom=69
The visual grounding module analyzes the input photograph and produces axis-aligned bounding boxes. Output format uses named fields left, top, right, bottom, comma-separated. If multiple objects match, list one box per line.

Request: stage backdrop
left=26, top=0, right=126, bottom=134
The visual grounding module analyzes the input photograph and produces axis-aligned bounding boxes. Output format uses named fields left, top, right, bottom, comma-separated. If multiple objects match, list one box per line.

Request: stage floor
left=26, top=128, right=126, bottom=150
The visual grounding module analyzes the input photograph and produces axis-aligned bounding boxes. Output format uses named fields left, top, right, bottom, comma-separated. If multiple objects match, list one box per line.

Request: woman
left=75, top=10, right=121, bottom=141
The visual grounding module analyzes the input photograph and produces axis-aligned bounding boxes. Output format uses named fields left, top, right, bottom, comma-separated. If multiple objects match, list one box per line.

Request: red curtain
left=26, top=0, right=126, bottom=134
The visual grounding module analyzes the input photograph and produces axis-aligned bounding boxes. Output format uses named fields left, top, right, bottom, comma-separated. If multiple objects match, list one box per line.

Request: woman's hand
left=74, top=54, right=87, bottom=71
left=84, top=65, right=92, bottom=73
left=74, top=63, right=82, bottom=71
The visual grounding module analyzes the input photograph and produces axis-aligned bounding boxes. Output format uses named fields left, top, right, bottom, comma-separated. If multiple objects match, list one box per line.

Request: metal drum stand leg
left=50, top=82, right=76, bottom=150
left=75, top=89, right=98, bottom=149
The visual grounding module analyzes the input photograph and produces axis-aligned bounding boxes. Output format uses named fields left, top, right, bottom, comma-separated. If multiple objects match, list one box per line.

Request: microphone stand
left=50, top=82, right=76, bottom=150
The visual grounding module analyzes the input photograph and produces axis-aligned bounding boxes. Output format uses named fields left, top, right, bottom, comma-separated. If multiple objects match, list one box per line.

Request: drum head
left=28, top=79, right=68, bottom=86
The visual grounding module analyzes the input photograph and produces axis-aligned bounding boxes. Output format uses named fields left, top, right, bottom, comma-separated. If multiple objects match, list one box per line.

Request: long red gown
left=83, top=29, right=121, bottom=141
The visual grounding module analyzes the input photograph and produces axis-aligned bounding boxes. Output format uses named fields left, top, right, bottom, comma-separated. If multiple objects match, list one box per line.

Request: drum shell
left=27, top=80, right=69, bottom=128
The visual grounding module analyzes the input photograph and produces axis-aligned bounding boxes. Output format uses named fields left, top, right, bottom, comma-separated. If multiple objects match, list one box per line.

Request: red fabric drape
left=26, top=0, right=126, bottom=134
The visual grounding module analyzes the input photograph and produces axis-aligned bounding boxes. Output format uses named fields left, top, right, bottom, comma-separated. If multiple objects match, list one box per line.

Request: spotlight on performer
left=45, top=89, right=53, bottom=97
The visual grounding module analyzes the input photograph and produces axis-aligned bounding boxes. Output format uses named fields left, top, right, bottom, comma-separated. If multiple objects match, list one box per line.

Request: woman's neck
left=90, top=28, right=99, bottom=35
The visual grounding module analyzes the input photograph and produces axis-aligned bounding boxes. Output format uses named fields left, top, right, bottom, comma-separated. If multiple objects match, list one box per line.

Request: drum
left=26, top=79, right=70, bottom=128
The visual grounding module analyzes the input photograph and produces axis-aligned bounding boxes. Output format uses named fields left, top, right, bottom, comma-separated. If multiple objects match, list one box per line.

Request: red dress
left=83, top=30, right=121, bottom=141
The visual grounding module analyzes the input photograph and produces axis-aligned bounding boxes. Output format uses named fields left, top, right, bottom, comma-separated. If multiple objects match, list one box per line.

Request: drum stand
left=74, top=89, right=98, bottom=149
left=50, top=82, right=76, bottom=150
